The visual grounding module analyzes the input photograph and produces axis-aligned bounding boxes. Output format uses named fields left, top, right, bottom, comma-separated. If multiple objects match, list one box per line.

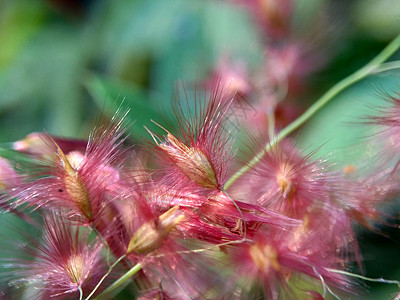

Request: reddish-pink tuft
left=12, top=213, right=104, bottom=299
left=2, top=113, right=129, bottom=224
left=242, top=140, right=344, bottom=219
left=150, top=83, right=235, bottom=194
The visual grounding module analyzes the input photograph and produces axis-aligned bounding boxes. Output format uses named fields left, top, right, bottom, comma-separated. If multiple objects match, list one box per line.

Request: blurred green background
left=0, top=0, right=400, bottom=299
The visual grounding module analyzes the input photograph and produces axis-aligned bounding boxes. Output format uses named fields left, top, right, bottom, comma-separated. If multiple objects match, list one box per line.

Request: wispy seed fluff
left=10, top=213, right=104, bottom=299
left=2, top=112, right=129, bottom=224
left=243, top=140, right=343, bottom=219
left=149, top=82, right=236, bottom=194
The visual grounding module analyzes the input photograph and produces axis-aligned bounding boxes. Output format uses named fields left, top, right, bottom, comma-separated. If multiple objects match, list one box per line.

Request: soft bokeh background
left=0, top=0, right=400, bottom=298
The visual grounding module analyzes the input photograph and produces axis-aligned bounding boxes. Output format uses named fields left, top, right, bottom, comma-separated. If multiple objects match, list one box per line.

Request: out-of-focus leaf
left=352, top=0, right=400, bottom=40
left=298, top=74, right=400, bottom=168
left=84, top=74, right=170, bottom=141
left=0, top=1, right=47, bottom=68
left=202, top=1, right=262, bottom=64
left=152, top=0, right=262, bottom=113
left=0, top=147, right=36, bottom=165
left=0, top=25, right=87, bottom=138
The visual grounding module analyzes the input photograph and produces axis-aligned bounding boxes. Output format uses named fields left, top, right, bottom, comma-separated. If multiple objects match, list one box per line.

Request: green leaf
left=84, top=74, right=170, bottom=141
left=298, top=74, right=400, bottom=168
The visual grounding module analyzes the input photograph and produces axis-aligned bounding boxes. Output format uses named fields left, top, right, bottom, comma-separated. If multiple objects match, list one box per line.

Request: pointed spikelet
left=101, top=178, right=226, bottom=299
left=148, top=82, right=235, bottom=193
left=98, top=176, right=186, bottom=258
left=126, top=205, right=185, bottom=255
left=2, top=110, right=130, bottom=224
left=9, top=213, right=104, bottom=298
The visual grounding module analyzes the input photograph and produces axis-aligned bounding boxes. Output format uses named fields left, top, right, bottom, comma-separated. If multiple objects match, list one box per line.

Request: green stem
left=313, top=267, right=341, bottom=300
left=85, top=254, right=126, bottom=300
left=326, top=268, right=400, bottom=286
left=220, top=188, right=247, bottom=241
left=78, top=286, right=83, bottom=300
left=267, top=109, right=275, bottom=141
left=372, top=60, right=400, bottom=74
left=93, top=263, right=142, bottom=300
left=224, top=33, right=400, bottom=190
left=91, top=224, right=111, bottom=267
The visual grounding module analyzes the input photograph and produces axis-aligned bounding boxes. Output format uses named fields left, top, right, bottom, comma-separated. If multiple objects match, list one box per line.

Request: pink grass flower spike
left=149, top=83, right=235, bottom=194
left=11, top=213, right=104, bottom=299
left=2, top=112, right=129, bottom=224
left=243, top=140, right=342, bottom=219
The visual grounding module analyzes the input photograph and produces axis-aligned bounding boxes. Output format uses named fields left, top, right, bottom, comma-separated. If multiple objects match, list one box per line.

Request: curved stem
left=85, top=254, right=127, bottom=300
left=93, top=262, right=142, bottom=299
left=91, top=224, right=111, bottom=267
left=224, top=33, right=400, bottom=190
left=326, top=268, right=400, bottom=286
left=220, top=188, right=247, bottom=241
left=313, top=267, right=342, bottom=300
left=78, top=286, right=83, bottom=300
left=372, top=60, right=400, bottom=74
left=267, top=109, right=275, bottom=141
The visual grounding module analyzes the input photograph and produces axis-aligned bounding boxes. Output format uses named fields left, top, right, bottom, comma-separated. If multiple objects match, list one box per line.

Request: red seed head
left=205, top=56, right=251, bottom=99
left=12, top=213, right=104, bottom=298
left=244, top=140, right=342, bottom=219
left=149, top=83, right=235, bottom=193
left=158, top=132, right=218, bottom=189
left=229, top=226, right=352, bottom=299
left=2, top=111, right=130, bottom=224
left=56, top=145, right=93, bottom=220
left=364, top=93, right=400, bottom=169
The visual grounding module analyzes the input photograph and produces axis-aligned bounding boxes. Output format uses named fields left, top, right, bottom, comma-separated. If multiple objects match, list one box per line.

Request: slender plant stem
left=313, top=267, right=342, bottom=300
left=372, top=60, right=400, bottom=74
left=267, top=109, right=275, bottom=141
left=224, top=33, right=400, bottom=190
left=85, top=254, right=127, bottom=300
left=326, top=268, right=400, bottom=286
left=220, top=188, right=247, bottom=241
left=93, top=263, right=142, bottom=300
left=78, top=286, right=83, bottom=300
left=91, top=224, right=112, bottom=267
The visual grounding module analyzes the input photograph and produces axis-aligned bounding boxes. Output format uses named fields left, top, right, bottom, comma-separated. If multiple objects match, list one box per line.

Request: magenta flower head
left=205, top=56, right=251, bottom=100
left=148, top=83, right=235, bottom=193
left=288, top=207, right=362, bottom=269
left=228, top=225, right=352, bottom=299
left=10, top=213, right=104, bottom=299
left=364, top=93, right=400, bottom=168
left=243, top=140, right=342, bottom=219
left=3, top=112, right=129, bottom=224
